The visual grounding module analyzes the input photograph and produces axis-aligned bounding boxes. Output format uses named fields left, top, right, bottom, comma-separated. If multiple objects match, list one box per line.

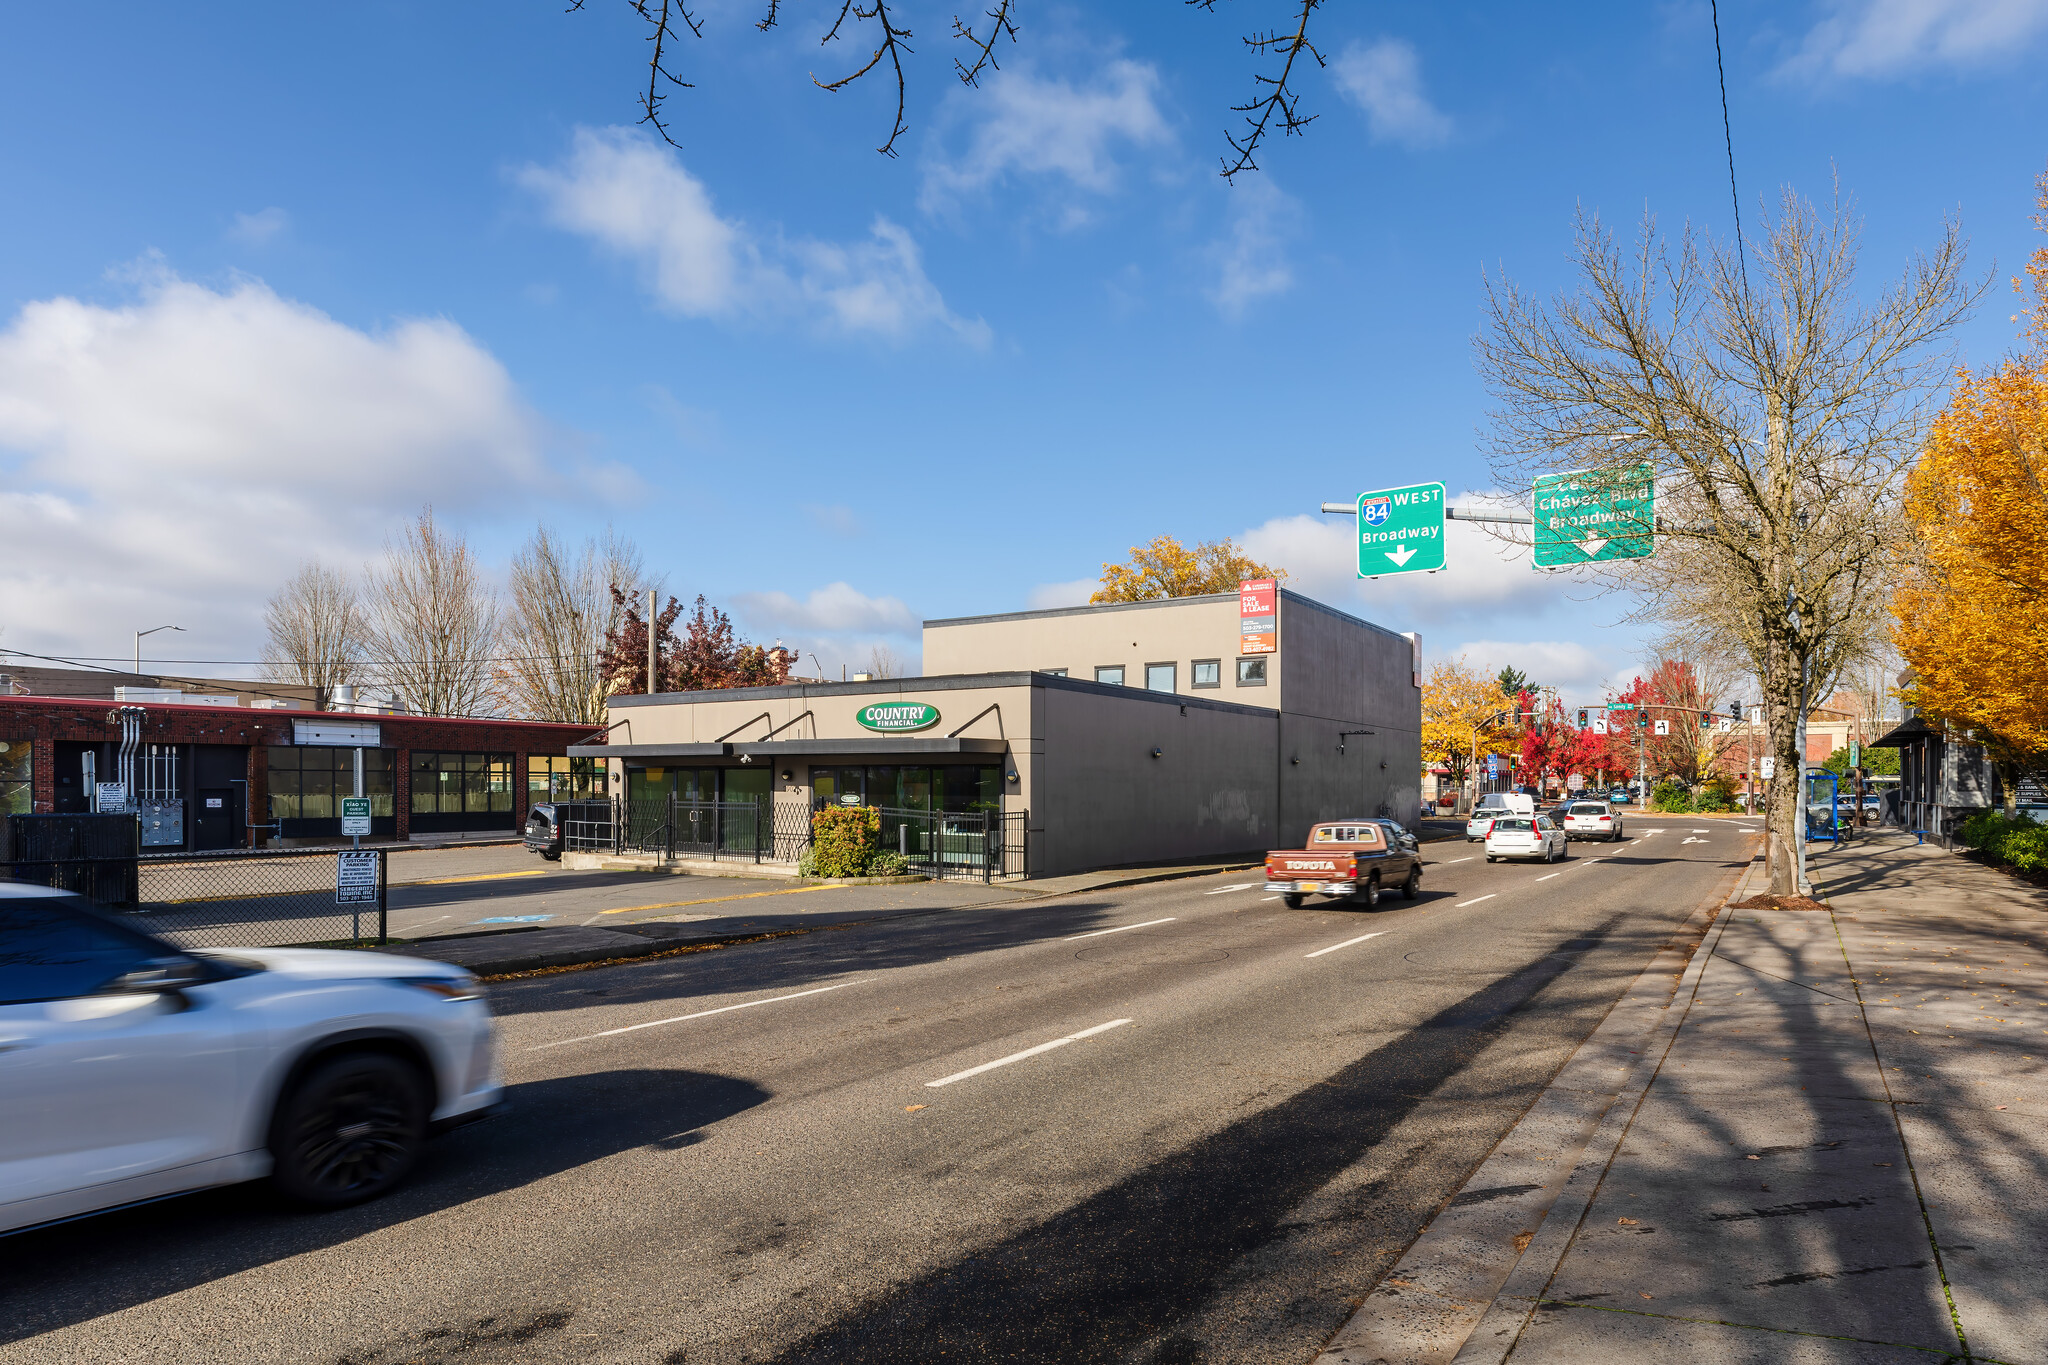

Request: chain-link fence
left=126, top=848, right=388, bottom=949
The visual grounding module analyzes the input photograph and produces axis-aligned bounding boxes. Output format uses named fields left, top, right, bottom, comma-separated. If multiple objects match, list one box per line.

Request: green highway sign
left=1533, top=465, right=1655, bottom=567
left=1356, top=481, right=1445, bottom=578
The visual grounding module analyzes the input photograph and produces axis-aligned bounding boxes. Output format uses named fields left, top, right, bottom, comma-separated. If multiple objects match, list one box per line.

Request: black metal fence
left=870, top=806, right=1026, bottom=882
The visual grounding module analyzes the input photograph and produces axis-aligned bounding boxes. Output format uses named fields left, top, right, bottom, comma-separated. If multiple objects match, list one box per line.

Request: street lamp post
left=133, top=624, right=184, bottom=676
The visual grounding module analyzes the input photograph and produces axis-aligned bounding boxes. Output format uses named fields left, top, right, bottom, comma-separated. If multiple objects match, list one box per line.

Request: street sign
left=1718, top=719, right=1732, bottom=733
left=1239, top=578, right=1277, bottom=655
left=1760, top=756, right=1776, bottom=780
left=336, top=850, right=379, bottom=905
left=1355, top=482, right=1445, bottom=578
left=1654, top=719, right=1670, bottom=736
left=1592, top=716, right=1609, bottom=735
left=1486, top=754, right=1500, bottom=780
left=1849, top=741, right=1860, bottom=768
left=1533, top=465, right=1655, bottom=567
left=1608, top=702, right=1636, bottom=711
left=95, top=782, right=131, bottom=812
left=340, top=797, right=372, bottom=837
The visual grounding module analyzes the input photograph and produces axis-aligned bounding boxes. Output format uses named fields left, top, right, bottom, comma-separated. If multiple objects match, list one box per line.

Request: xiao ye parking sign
left=1356, top=482, right=1446, bottom=578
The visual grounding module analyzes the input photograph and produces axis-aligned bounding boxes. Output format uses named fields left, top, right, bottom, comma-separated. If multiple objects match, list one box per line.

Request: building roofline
left=920, top=586, right=1404, bottom=641
left=0, top=694, right=594, bottom=733
left=604, top=669, right=1279, bottom=720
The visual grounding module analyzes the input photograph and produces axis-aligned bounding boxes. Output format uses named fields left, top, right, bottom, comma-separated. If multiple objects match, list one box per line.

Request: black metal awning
left=566, top=737, right=1009, bottom=762
left=1866, top=717, right=1935, bottom=749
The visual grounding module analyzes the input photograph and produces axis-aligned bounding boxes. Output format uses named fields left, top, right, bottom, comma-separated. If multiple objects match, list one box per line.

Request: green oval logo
left=856, top=702, right=940, bottom=733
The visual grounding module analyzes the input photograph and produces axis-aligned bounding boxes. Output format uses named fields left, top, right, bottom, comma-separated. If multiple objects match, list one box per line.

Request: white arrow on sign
left=1581, top=537, right=1608, bottom=556
left=1386, top=544, right=1416, bottom=567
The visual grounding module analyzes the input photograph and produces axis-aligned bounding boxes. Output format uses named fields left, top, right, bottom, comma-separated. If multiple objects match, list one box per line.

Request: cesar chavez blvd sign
left=1533, top=465, right=1655, bottom=567
left=855, top=702, right=941, bottom=733
left=1356, top=482, right=1445, bottom=578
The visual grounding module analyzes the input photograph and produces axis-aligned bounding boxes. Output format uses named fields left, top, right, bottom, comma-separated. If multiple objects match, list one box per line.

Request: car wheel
left=1402, top=868, right=1421, bottom=900
left=1485, top=854, right=1496, bottom=863
left=1363, top=877, right=1381, bottom=907
left=542, top=849, right=562, bottom=861
left=269, top=1052, right=428, bottom=1209
left=1283, top=893, right=1305, bottom=909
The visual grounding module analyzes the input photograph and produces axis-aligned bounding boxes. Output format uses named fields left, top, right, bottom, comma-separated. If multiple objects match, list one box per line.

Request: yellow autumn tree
left=1421, top=656, right=1513, bottom=789
left=1091, top=535, right=1285, bottom=603
left=1894, top=168, right=2048, bottom=799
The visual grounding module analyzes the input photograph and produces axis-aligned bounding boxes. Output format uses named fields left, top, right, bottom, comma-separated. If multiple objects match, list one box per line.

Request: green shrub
left=1960, top=810, right=2048, bottom=873
left=1650, top=782, right=1694, bottom=813
left=1695, top=775, right=1738, bottom=813
left=809, top=805, right=879, bottom=878
left=797, top=845, right=819, bottom=877
left=866, top=851, right=908, bottom=876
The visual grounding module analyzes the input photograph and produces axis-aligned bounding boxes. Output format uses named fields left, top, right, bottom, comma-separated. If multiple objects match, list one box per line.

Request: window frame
left=1190, top=659, right=1222, bottom=689
left=1094, top=665, right=1126, bottom=687
left=1143, top=662, right=1176, bottom=693
left=1236, top=657, right=1268, bottom=686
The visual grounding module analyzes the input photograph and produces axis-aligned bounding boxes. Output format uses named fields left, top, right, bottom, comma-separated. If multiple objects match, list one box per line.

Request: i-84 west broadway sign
left=1355, top=482, right=1445, bottom=577
left=1532, top=465, right=1655, bottom=567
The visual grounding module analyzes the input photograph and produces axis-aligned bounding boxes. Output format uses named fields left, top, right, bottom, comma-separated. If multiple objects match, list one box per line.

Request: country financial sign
left=1239, top=578, right=1277, bottom=655
left=1355, top=482, right=1445, bottom=578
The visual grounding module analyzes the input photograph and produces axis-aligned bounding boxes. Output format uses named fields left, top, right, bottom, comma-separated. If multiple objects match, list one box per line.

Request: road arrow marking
left=1681, top=837, right=1708, bottom=844
left=1386, top=544, right=1416, bottom=568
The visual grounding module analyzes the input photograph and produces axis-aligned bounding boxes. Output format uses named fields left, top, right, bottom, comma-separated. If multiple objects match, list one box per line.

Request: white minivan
left=1466, top=791, right=1536, bottom=841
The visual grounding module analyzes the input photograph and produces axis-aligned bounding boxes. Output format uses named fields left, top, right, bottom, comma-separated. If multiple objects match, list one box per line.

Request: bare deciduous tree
left=497, top=526, right=645, bottom=724
left=1476, top=187, right=1978, bottom=894
left=261, top=561, right=366, bottom=711
left=573, top=0, right=1325, bottom=177
left=366, top=508, right=501, bottom=718
left=864, top=644, right=904, bottom=679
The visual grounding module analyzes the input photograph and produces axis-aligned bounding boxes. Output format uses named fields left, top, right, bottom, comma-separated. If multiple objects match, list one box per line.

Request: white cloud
left=1332, top=38, right=1453, bottom=148
left=920, top=60, right=1172, bottom=216
left=1447, top=640, right=1623, bottom=700
left=1206, top=179, right=1300, bottom=317
left=1027, top=578, right=1096, bottom=610
left=0, top=271, right=565, bottom=661
left=519, top=127, right=988, bottom=344
left=1783, top=0, right=2048, bottom=77
left=229, top=207, right=290, bottom=245
left=731, top=582, right=919, bottom=638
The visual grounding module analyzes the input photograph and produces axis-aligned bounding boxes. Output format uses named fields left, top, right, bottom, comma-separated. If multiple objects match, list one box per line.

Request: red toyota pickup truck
left=1264, top=819, right=1423, bottom=908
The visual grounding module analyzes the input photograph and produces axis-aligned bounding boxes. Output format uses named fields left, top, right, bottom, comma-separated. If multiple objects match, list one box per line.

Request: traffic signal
left=1577, top=708, right=1588, bottom=728
left=1729, top=700, right=1743, bottom=721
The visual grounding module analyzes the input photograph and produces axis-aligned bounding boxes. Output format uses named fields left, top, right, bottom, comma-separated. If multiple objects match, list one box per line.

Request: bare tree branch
left=261, top=561, right=367, bottom=712
left=569, top=0, right=701, bottom=149
left=365, top=507, right=502, bottom=718
left=814, top=0, right=914, bottom=158
left=951, top=1, right=1019, bottom=87
left=1191, top=0, right=1326, bottom=181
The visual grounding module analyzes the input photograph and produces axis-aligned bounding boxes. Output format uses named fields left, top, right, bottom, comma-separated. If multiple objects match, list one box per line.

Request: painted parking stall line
left=530, top=980, right=868, bottom=1051
left=1304, top=931, right=1387, bottom=959
left=925, top=1019, right=1133, bottom=1088
left=1066, top=917, right=1177, bottom=941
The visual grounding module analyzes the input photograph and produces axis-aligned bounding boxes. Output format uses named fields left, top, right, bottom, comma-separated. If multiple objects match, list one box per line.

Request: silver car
left=1561, top=800, right=1624, bottom=841
left=1485, top=814, right=1568, bottom=863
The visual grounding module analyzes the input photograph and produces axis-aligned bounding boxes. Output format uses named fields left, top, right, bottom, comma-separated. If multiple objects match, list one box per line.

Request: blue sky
left=2, top=2, right=2044, bottom=699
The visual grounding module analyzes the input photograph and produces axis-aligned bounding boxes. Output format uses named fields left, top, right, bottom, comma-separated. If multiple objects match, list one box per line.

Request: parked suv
left=0, top=883, right=503, bottom=1235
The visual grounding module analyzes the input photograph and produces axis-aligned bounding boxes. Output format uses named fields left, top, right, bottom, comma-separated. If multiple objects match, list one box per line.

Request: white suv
left=0, top=883, right=503, bottom=1235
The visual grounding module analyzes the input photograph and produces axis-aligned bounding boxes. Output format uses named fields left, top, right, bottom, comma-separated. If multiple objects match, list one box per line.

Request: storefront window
left=529, top=756, right=608, bottom=800
left=410, top=752, right=513, bottom=815
left=812, top=766, right=1000, bottom=813
left=0, top=740, right=31, bottom=815
left=269, top=748, right=395, bottom=821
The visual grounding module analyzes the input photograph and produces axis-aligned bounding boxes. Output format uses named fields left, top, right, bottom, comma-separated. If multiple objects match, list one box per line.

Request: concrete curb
left=1313, top=850, right=1760, bottom=1365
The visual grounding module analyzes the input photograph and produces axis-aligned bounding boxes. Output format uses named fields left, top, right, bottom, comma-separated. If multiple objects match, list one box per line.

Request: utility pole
left=646, top=587, right=658, bottom=695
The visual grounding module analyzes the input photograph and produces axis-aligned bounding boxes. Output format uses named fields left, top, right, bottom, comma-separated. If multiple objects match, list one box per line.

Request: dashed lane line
left=1457, top=895, right=1497, bottom=908
left=530, top=980, right=867, bottom=1050
left=1066, top=917, right=1178, bottom=941
left=1536, top=873, right=1561, bottom=882
left=1305, top=931, right=1388, bottom=959
left=925, top=1019, right=1133, bottom=1088
left=1206, top=883, right=1261, bottom=895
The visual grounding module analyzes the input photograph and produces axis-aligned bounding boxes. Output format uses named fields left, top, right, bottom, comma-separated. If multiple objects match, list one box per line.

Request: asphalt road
left=0, top=823, right=1755, bottom=1365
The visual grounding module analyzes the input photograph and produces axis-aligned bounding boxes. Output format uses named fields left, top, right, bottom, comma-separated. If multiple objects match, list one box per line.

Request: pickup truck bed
left=1264, top=820, right=1421, bottom=908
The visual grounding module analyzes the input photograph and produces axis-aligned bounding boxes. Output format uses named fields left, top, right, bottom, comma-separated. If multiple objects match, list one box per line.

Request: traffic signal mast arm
left=1320, top=502, right=1535, bottom=524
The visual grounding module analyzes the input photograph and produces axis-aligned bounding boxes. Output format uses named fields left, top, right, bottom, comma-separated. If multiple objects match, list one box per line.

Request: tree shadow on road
left=0, top=1066, right=769, bottom=1345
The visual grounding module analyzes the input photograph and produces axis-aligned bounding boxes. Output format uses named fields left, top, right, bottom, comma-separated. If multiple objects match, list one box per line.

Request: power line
left=1709, top=0, right=1749, bottom=290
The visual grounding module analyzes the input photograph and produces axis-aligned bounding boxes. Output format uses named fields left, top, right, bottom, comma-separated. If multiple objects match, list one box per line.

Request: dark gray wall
left=1274, top=592, right=1422, bottom=836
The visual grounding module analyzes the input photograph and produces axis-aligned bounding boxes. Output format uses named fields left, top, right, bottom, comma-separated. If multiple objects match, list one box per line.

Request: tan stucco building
left=572, top=590, right=1422, bottom=877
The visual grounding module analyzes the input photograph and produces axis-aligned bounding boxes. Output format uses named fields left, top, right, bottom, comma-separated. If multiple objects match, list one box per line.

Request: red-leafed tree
left=597, top=585, right=682, bottom=696
left=596, top=588, right=792, bottom=695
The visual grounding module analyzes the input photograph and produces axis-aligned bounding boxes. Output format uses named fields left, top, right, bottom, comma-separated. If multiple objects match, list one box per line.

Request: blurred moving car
left=1561, top=800, right=1625, bottom=842
left=1373, top=818, right=1421, bottom=854
left=0, top=883, right=503, bottom=1235
left=1608, top=788, right=1631, bottom=805
left=1485, top=814, right=1568, bottom=863
left=1466, top=791, right=1535, bottom=841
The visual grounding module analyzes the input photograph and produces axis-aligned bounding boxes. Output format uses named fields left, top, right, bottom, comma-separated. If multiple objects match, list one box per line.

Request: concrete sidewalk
left=1320, top=833, right=2048, bottom=1364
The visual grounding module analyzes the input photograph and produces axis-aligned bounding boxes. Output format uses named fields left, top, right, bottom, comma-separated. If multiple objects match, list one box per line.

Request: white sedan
left=1485, top=815, right=1569, bottom=863
left=1561, top=800, right=1625, bottom=841
left=0, top=883, right=504, bottom=1235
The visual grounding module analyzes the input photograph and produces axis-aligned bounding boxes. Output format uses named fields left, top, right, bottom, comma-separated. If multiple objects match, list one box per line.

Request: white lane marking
left=1306, top=931, right=1388, bottom=959
left=1644, top=829, right=1664, bottom=835
left=1206, top=883, right=1260, bottom=894
left=1261, top=896, right=1281, bottom=901
left=1066, top=917, right=1177, bottom=940
left=1536, top=873, right=1561, bottom=882
left=1691, top=828, right=1711, bottom=833
left=1457, top=895, right=1497, bottom=908
left=531, top=980, right=867, bottom=1050
left=925, top=1019, right=1132, bottom=1088
left=1681, top=837, right=1709, bottom=845
left=1439, top=857, right=1475, bottom=865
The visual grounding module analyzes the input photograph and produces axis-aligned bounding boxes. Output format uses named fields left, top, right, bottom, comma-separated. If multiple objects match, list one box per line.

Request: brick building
left=0, top=695, right=601, bottom=850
